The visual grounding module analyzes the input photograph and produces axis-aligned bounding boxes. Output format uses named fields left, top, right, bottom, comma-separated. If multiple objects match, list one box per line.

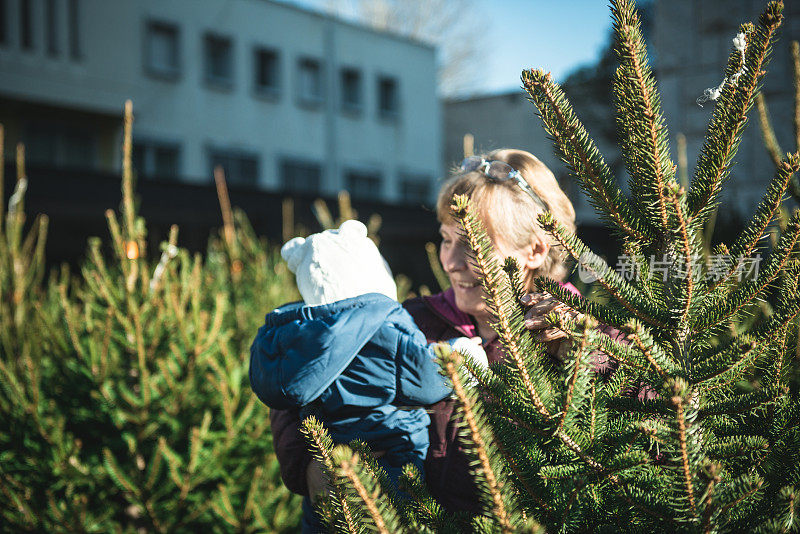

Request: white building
left=0, top=0, right=441, bottom=204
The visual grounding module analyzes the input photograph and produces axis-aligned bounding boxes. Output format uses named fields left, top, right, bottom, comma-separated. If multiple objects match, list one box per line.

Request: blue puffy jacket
left=249, top=293, right=453, bottom=473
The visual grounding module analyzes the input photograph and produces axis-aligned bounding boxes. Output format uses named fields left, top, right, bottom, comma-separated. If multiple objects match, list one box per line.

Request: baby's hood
left=249, top=294, right=403, bottom=410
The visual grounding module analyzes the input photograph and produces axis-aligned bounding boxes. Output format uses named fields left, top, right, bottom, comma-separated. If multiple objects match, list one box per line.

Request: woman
left=267, top=148, right=620, bottom=524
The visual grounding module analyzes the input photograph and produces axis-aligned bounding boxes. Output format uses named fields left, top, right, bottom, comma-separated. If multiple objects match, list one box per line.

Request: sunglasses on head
left=459, top=156, right=549, bottom=212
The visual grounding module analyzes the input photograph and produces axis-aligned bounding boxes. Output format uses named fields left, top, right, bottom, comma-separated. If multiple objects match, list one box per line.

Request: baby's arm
left=394, top=336, right=488, bottom=406
left=270, top=407, right=314, bottom=496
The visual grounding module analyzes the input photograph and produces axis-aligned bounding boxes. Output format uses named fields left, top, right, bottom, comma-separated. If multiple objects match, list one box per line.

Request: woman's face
left=439, top=223, right=533, bottom=321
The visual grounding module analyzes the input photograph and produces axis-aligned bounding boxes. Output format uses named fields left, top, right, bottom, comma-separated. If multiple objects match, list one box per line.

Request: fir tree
left=0, top=103, right=302, bottom=531
left=307, top=1, right=800, bottom=531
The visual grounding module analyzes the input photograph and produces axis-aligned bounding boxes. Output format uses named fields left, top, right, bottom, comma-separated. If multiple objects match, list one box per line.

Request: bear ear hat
left=337, top=219, right=368, bottom=238
left=280, top=237, right=306, bottom=273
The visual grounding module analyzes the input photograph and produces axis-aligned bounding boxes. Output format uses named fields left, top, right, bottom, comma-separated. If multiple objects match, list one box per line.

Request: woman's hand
left=521, top=292, right=583, bottom=351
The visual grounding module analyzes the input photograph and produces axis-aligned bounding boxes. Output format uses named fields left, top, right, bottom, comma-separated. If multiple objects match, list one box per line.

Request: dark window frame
left=208, top=148, right=260, bottom=187
left=68, top=0, right=80, bottom=59
left=143, top=19, right=181, bottom=80
left=345, top=169, right=382, bottom=200
left=23, top=122, right=98, bottom=170
left=279, top=158, right=323, bottom=194
left=20, top=0, right=32, bottom=50
left=45, top=0, right=57, bottom=56
left=0, top=0, right=7, bottom=45
left=399, top=174, right=432, bottom=205
left=253, top=46, right=280, bottom=97
left=203, top=32, right=234, bottom=89
left=296, top=56, right=324, bottom=107
left=132, top=139, right=182, bottom=181
left=340, top=66, right=362, bottom=113
left=377, top=75, right=400, bottom=120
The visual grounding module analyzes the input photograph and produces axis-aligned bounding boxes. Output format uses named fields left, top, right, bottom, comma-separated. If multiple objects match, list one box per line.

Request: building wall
left=654, top=0, right=800, bottom=220
left=443, top=91, right=607, bottom=227
left=0, top=0, right=441, bottom=204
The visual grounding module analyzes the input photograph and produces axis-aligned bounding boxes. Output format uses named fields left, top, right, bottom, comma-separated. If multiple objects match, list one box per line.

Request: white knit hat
left=281, top=220, right=397, bottom=306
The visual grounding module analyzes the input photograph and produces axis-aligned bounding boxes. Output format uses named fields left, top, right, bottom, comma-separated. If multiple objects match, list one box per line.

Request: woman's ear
left=523, top=238, right=550, bottom=271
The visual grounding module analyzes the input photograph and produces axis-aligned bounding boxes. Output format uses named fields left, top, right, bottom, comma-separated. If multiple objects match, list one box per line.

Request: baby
left=249, top=220, right=486, bottom=498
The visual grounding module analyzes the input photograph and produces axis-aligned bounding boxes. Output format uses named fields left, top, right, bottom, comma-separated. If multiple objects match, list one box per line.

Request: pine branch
left=695, top=210, right=800, bottom=330
left=556, top=318, right=595, bottom=432
left=698, top=388, right=776, bottom=420
left=711, top=474, right=764, bottom=528
left=521, top=69, right=652, bottom=243
left=397, top=464, right=445, bottom=531
left=425, top=242, right=450, bottom=291
left=538, top=211, right=670, bottom=330
left=611, top=0, right=676, bottom=235
left=794, top=40, right=800, bottom=156
left=487, top=424, right=554, bottom=518
left=438, top=346, right=517, bottom=532
left=535, top=278, right=632, bottom=333
left=755, top=93, right=784, bottom=167
left=693, top=262, right=800, bottom=367
left=717, top=154, right=800, bottom=289
left=667, top=187, right=700, bottom=332
left=693, top=338, right=760, bottom=387
left=301, top=417, right=361, bottom=534
left=670, top=387, right=698, bottom=518
left=688, top=3, right=784, bottom=220
left=332, top=446, right=404, bottom=534
left=121, top=100, right=136, bottom=243
left=503, top=257, right=528, bottom=319
left=451, top=195, right=552, bottom=419
left=471, top=361, right=553, bottom=434
left=625, top=319, right=680, bottom=377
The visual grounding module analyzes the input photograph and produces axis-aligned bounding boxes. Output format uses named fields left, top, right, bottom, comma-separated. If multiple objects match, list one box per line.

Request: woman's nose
left=441, top=245, right=467, bottom=272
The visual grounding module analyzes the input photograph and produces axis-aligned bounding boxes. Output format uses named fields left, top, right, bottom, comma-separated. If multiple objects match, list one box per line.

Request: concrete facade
left=653, top=0, right=800, bottom=219
left=443, top=89, right=612, bottom=227
left=0, top=0, right=441, bottom=204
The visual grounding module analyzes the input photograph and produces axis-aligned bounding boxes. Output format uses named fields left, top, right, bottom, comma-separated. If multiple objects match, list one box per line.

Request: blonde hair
left=436, top=148, right=576, bottom=286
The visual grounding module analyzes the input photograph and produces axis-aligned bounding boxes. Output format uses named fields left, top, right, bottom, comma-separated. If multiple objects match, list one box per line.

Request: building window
left=346, top=170, right=381, bottom=200
left=23, top=124, right=97, bottom=170
left=62, top=131, right=97, bottom=169
left=254, top=47, right=280, bottom=95
left=133, top=141, right=181, bottom=180
left=297, top=57, right=323, bottom=104
left=400, top=177, right=431, bottom=205
left=340, top=67, right=362, bottom=112
left=280, top=160, right=321, bottom=194
left=45, top=0, right=57, bottom=55
left=204, top=33, right=233, bottom=87
left=0, top=0, right=7, bottom=45
left=377, top=76, right=399, bottom=118
left=144, top=21, right=180, bottom=79
left=68, top=0, right=80, bottom=58
left=209, top=149, right=259, bottom=186
left=20, top=0, right=32, bottom=50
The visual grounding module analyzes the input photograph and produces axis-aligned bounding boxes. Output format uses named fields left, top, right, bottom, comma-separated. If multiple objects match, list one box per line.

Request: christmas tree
left=305, top=1, right=800, bottom=531
left=0, top=103, right=302, bottom=531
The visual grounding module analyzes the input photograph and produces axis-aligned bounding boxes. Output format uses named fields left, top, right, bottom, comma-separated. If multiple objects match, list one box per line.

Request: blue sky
left=284, top=0, right=615, bottom=94
left=477, top=0, right=614, bottom=91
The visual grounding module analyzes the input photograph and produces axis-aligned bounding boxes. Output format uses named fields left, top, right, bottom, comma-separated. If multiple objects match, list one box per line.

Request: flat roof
left=263, top=0, right=436, bottom=52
